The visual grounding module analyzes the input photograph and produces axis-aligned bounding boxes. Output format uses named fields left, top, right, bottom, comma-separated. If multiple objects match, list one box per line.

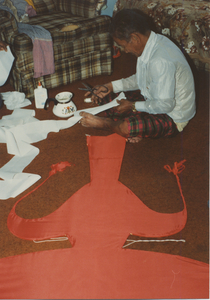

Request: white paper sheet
left=0, top=93, right=125, bottom=199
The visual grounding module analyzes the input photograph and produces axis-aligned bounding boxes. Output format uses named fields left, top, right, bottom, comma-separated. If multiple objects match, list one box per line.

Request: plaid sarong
left=101, top=91, right=179, bottom=139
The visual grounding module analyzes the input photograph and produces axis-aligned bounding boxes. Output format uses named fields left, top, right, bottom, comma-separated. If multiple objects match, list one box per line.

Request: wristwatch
left=132, top=102, right=137, bottom=112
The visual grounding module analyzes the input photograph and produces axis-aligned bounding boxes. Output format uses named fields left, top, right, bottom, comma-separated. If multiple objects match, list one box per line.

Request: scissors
left=78, top=82, right=109, bottom=101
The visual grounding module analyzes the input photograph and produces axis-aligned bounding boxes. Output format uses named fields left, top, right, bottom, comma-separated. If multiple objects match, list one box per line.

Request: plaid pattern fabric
left=58, top=0, right=106, bottom=18
left=12, top=13, right=111, bottom=52
left=33, top=0, right=106, bottom=16
left=14, top=31, right=111, bottom=70
left=101, top=91, right=179, bottom=139
left=10, top=49, right=112, bottom=99
left=126, top=112, right=178, bottom=138
left=0, top=10, right=18, bottom=43
left=0, top=2, right=112, bottom=99
left=33, top=0, right=56, bottom=14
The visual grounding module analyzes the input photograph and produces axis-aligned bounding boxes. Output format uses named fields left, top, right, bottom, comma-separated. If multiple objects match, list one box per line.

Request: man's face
left=113, top=35, right=144, bottom=57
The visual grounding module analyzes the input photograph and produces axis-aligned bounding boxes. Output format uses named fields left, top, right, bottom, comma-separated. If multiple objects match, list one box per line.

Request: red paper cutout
left=0, top=134, right=208, bottom=299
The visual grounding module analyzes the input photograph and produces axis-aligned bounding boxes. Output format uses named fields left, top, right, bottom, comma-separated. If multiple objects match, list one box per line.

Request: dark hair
left=110, top=9, right=151, bottom=41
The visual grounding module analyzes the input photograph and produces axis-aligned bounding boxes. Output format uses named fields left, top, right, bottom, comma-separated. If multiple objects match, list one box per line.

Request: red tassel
left=49, top=161, right=72, bottom=176
left=164, top=160, right=187, bottom=209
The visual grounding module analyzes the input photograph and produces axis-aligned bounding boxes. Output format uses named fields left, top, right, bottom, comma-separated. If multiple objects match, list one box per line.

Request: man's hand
left=85, top=82, right=113, bottom=104
left=116, top=99, right=133, bottom=114
left=0, top=41, right=8, bottom=51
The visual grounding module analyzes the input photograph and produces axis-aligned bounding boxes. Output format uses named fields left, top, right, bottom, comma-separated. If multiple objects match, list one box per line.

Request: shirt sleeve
left=136, top=59, right=176, bottom=114
left=112, top=74, right=139, bottom=93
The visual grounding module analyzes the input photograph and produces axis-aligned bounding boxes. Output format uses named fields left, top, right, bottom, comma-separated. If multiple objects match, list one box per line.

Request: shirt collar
left=138, top=31, right=157, bottom=64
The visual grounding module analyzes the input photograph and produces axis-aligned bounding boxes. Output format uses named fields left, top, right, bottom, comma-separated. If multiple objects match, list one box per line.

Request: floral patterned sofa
left=114, top=0, right=210, bottom=72
left=0, top=0, right=113, bottom=99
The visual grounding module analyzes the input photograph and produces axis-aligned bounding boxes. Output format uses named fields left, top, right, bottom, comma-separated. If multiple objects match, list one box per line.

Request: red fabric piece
left=0, top=134, right=208, bottom=299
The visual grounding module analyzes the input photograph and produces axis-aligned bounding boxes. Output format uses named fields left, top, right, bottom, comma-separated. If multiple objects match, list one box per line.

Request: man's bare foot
left=127, top=136, right=142, bottom=143
left=79, top=111, right=129, bottom=137
left=80, top=112, right=109, bottom=129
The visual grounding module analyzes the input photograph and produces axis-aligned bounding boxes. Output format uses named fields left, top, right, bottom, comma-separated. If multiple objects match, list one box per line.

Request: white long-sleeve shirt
left=112, top=31, right=196, bottom=127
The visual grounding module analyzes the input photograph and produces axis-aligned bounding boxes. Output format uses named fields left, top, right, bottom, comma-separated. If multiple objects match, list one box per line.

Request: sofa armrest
left=0, top=9, right=18, bottom=43
left=57, top=0, right=107, bottom=18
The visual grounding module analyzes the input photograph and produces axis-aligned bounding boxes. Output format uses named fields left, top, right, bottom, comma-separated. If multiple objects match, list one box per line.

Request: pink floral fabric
left=114, top=0, right=210, bottom=71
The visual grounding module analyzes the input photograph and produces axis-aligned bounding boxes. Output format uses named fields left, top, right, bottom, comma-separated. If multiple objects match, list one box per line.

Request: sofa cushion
left=32, top=0, right=56, bottom=14
left=58, top=0, right=106, bottom=18
left=12, top=12, right=111, bottom=53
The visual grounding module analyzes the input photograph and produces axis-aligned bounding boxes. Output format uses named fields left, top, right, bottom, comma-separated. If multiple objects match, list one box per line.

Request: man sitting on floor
left=80, top=9, right=196, bottom=143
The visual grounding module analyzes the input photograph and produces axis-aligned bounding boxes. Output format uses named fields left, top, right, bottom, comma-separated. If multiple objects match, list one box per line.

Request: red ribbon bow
left=164, top=160, right=186, bottom=175
left=16, top=161, right=73, bottom=203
